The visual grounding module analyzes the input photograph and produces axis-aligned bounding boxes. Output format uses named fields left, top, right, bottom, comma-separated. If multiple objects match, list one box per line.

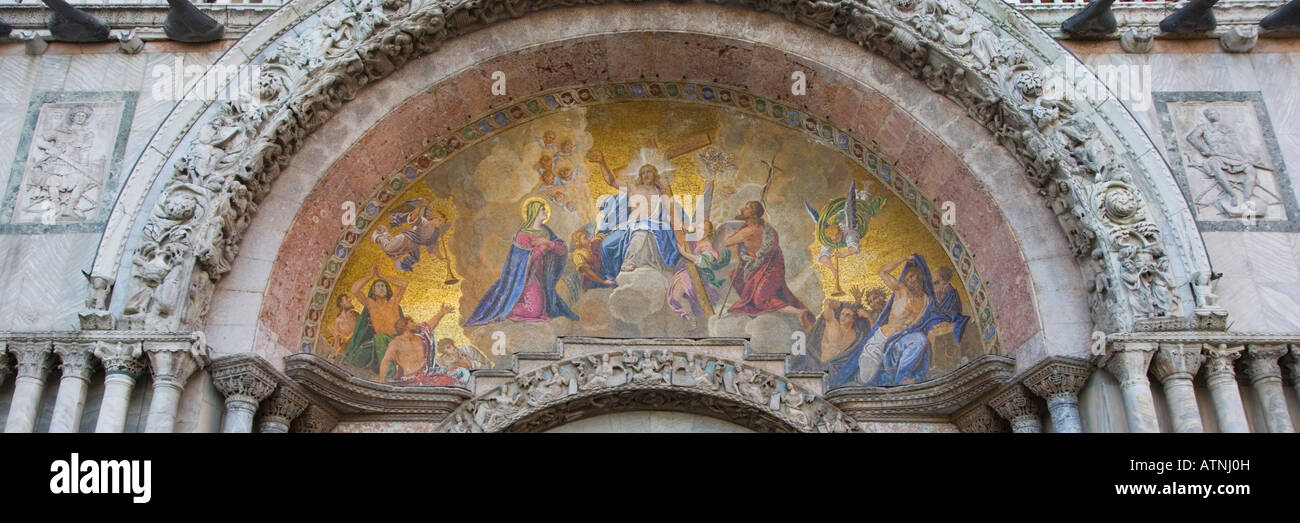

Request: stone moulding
left=822, top=354, right=1016, bottom=421
left=0, top=3, right=278, bottom=41
left=284, top=353, right=472, bottom=421
left=91, top=0, right=1211, bottom=346
left=433, top=347, right=860, bottom=433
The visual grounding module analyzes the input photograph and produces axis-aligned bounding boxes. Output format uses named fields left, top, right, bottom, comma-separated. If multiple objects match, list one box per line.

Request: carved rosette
left=258, top=384, right=311, bottom=431
left=1239, top=344, right=1289, bottom=385
left=1023, top=358, right=1091, bottom=403
left=290, top=404, right=340, bottom=433
left=53, top=342, right=99, bottom=381
left=104, top=0, right=1199, bottom=338
left=8, top=341, right=55, bottom=380
left=434, top=350, right=858, bottom=433
left=210, top=359, right=278, bottom=408
left=1150, top=343, right=1206, bottom=383
left=953, top=404, right=1009, bottom=433
left=94, top=341, right=147, bottom=378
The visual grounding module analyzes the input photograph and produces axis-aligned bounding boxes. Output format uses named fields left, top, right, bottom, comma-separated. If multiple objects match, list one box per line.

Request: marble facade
left=0, top=0, right=1297, bottom=432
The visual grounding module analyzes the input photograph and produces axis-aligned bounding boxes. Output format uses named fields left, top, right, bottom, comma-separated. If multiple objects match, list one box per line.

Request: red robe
left=728, top=223, right=806, bottom=316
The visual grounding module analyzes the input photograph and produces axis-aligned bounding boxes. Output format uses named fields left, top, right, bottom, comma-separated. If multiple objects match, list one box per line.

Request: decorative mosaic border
left=298, top=81, right=1003, bottom=357
left=0, top=91, right=139, bottom=235
left=1153, top=91, right=1299, bottom=233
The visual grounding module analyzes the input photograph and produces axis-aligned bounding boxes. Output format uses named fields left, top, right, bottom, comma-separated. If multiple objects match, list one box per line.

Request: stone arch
left=432, top=348, right=857, bottom=433
left=86, top=0, right=1213, bottom=352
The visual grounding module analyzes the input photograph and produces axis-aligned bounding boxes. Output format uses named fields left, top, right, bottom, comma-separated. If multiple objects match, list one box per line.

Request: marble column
left=3, top=341, right=55, bottom=433
left=257, top=384, right=309, bottom=433
left=990, top=384, right=1043, bottom=433
left=291, top=404, right=340, bottom=434
left=93, top=342, right=147, bottom=433
left=953, top=404, right=1009, bottom=433
left=48, top=343, right=98, bottom=433
left=210, top=355, right=277, bottom=433
left=144, top=340, right=206, bottom=433
left=1103, top=342, right=1159, bottom=433
left=1023, top=357, right=1091, bottom=433
left=1149, top=343, right=1206, bottom=433
left=1202, top=344, right=1250, bottom=433
left=1286, top=345, right=1300, bottom=402
left=1239, top=344, right=1294, bottom=433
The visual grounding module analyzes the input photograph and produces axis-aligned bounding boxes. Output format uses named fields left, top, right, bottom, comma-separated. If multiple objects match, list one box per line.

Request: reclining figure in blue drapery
left=826, top=254, right=969, bottom=388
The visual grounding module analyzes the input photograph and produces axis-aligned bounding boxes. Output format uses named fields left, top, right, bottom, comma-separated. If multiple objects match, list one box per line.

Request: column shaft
left=1045, top=395, right=1082, bottom=433
left=1241, top=345, right=1294, bottom=433
left=3, top=343, right=54, bottom=433
left=1104, top=344, right=1159, bottom=433
left=48, top=374, right=90, bottom=433
left=95, top=373, right=138, bottom=433
left=221, top=399, right=259, bottom=433
left=1203, top=345, right=1250, bottom=433
left=145, top=382, right=186, bottom=433
left=1151, top=344, right=1205, bottom=433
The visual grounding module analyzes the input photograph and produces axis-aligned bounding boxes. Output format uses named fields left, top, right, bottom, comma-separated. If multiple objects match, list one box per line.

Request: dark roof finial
left=164, top=0, right=226, bottom=43
left=42, top=0, right=112, bottom=43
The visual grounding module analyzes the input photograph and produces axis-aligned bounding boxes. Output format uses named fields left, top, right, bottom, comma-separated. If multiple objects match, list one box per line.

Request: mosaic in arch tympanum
left=300, top=82, right=1002, bottom=392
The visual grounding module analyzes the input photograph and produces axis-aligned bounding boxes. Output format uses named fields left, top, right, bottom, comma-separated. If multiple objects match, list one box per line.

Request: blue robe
left=594, top=190, right=680, bottom=284
left=826, top=255, right=970, bottom=388
left=464, top=226, right=579, bottom=326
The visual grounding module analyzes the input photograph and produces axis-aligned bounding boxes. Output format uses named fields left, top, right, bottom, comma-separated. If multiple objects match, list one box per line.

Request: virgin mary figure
left=465, top=198, right=580, bottom=326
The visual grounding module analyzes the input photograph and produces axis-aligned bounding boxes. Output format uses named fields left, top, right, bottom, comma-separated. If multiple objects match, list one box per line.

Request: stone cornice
left=1110, top=332, right=1300, bottom=344
left=1008, top=0, right=1291, bottom=39
left=822, top=355, right=1016, bottom=421
left=0, top=3, right=277, bottom=41
left=0, top=331, right=200, bottom=344
left=284, top=353, right=472, bottom=421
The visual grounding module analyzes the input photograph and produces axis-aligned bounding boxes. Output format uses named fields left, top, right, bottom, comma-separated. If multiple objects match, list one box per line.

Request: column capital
left=144, top=339, right=206, bottom=389
left=1151, top=343, right=1206, bottom=383
left=1023, top=357, right=1091, bottom=401
left=94, top=341, right=146, bottom=378
left=1239, top=344, right=1288, bottom=385
left=210, top=355, right=278, bottom=407
left=952, top=404, right=1009, bottom=433
left=290, top=404, right=340, bottom=434
left=1104, top=342, right=1156, bottom=387
left=1285, top=344, right=1300, bottom=385
left=259, top=384, right=310, bottom=429
left=0, top=343, right=12, bottom=386
left=8, top=341, right=55, bottom=380
left=1202, top=343, right=1244, bottom=380
left=989, top=384, right=1041, bottom=424
left=53, top=342, right=99, bottom=381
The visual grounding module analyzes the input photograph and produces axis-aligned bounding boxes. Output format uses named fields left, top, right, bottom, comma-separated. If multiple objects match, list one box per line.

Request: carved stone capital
left=1104, top=342, right=1156, bottom=387
left=258, top=384, right=310, bottom=430
left=210, top=354, right=278, bottom=407
left=8, top=341, right=55, bottom=380
left=144, top=339, right=206, bottom=390
left=94, top=341, right=146, bottom=378
left=290, top=404, right=339, bottom=434
left=1239, top=344, right=1288, bottom=385
left=953, top=404, right=1009, bottom=433
left=1150, top=343, right=1205, bottom=383
left=989, top=384, right=1041, bottom=426
left=0, top=344, right=12, bottom=386
left=1023, top=357, right=1091, bottom=402
left=53, top=342, right=98, bottom=381
left=1285, top=345, right=1300, bottom=385
left=1201, top=343, right=1244, bottom=381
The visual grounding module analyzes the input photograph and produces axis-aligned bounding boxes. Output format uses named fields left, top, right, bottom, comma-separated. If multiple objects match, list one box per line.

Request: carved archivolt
left=93, top=0, right=1210, bottom=336
left=432, top=349, right=860, bottom=433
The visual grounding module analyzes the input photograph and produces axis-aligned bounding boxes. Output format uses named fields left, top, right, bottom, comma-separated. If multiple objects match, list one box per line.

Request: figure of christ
left=667, top=220, right=731, bottom=329
left=377, top=303, right=454, bottom=381
left=721, top=201, right=814, bottom=329
left=586, top=150, right=681, bottom=279
left=342, top=264, right=408, bottom=374
left=826, top=254, right=970, bottom=387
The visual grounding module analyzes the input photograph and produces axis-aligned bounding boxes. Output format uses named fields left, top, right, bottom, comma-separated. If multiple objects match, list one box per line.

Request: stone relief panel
left=1, top=91, right=137, bottom=234
left=1155, top=92, right=1298, bottom=232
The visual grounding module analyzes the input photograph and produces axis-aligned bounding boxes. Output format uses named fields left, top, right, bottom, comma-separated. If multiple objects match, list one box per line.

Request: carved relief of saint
left=22, top=104, right=105, bottom=222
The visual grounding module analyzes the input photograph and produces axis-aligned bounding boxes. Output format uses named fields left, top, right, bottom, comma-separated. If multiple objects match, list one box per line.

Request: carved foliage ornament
left=118, top=0, right=1188, bottom=333
left=435, top=349, right=859, bottom=433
